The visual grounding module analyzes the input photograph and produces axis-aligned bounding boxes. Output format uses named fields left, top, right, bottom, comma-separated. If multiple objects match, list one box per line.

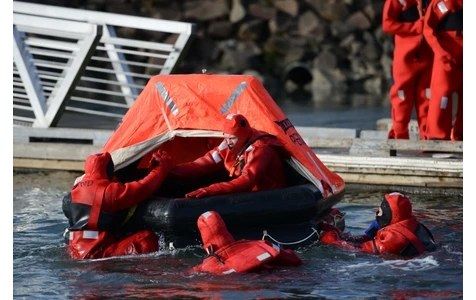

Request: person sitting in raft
left=193, top=211, right=302, bottom=275
left=319, top=192, right=436, bottom=257
left=171, top=113, right=288, bottom=198
left=64, top=150, right=171, bottom=259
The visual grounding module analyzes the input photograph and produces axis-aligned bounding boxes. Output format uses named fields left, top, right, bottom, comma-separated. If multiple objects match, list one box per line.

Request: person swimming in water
left=319, top=192, right=436, bottom=257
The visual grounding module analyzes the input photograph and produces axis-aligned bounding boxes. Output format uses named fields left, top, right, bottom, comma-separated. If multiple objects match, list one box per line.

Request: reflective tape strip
left=69, top=232, right=74, bottom=241
left=397, top=90, right=405, bottom=101
left=272, top=243, right=281, bottom=252
left=245, top=145, right=254, bottom=152
left=226, top=113, right=236, bottom=120
left=220, top=82, right=247, bottom=114
left=202, top=211, right=212, bottom=219
left=425, top=88, right=431, bottom=99
left=211, top=150, right=222, bottom=163
left=156, top=82, right=179, bottom=116
left=82, top=230, right=99, bottom=239
left=437, top=1, right=448, bottom=14
left=440, top=96, right=448, bottom=109
left=398, top=0, right=407, bottom=6
left=223, top=269, right=236, bottom=274
left=256, top=252, right=271, bottom=261
left=218, top=140, right=228, bottom=151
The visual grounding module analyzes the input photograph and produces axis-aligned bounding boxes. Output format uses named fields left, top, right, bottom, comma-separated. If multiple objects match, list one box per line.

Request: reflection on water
left=284, top=104, right=389, bottom=130
left=13, top=171, right=462, bottom=298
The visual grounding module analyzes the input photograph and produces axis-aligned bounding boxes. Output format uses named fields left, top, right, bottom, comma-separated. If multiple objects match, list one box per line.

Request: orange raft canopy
left=102, top=74, right=345, bottom=197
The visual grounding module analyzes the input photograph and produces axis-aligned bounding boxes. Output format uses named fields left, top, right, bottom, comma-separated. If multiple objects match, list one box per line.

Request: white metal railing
left=13, top=1, right=195, bottom=128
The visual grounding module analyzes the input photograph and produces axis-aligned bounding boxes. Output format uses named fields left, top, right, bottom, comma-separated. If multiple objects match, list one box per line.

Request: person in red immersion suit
left=423, top=0, right=463, bottom=140
left=193, top=211, right=302, bottom=275
left=65, top=150, right=171, bottom=259
left=319, top=192, right=436, bottom=257
left=383, top=0, right=434, bottom=139
left=171, top=113, right=288, bottom=198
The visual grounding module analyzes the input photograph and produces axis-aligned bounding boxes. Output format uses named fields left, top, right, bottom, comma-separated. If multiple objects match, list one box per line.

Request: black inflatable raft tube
left=63, top=184, right=343, bottom=248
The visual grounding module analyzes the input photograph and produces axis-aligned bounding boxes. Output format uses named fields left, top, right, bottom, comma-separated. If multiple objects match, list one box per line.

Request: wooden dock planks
left=319, top=154, right=462, bottom=188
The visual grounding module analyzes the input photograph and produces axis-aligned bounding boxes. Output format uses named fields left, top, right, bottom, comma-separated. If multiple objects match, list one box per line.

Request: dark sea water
left=13, top=171, right=462, bottom=299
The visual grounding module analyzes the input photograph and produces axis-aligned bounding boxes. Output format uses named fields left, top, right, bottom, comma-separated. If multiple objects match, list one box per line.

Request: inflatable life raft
left=62, top=74, right=346, bottom=248
left=63, top=183, right=343, bottom=248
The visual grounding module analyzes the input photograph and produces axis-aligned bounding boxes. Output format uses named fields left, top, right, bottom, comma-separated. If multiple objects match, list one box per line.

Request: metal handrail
left=13, top=1, right=195, bottom=128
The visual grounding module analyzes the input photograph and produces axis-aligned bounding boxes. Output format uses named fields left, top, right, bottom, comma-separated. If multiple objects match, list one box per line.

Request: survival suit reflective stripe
left=220, top=81, right=247, bottom=114
left=392, top=224, right=426, bottom=254
left=69, top=230, right=100, bottom=240
left=256, top=252, right=271, bottom=261
left=437, top=9, right=462, bottom=31
left=86, top=181, right=108, bottom=230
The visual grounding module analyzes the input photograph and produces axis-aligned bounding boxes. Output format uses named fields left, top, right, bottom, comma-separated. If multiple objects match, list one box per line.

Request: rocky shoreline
left=25, top=0, right=394, bottom=107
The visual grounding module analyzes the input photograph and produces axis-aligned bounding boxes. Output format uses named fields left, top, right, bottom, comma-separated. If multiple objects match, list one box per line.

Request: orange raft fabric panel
left=102, top=74, right=344, bottom=194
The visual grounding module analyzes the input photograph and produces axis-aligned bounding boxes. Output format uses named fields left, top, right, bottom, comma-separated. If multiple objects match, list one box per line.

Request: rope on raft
left=262, top=227, right=320, bottom=246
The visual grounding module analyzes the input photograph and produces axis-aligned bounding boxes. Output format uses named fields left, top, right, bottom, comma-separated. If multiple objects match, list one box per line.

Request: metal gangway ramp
left=13, top=1, right=195, bottom=128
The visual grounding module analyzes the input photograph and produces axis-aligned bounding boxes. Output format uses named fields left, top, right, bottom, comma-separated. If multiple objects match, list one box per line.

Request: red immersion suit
left=383, top=0, right=433, bottom=139
left=320, top=193, right=436, bottom=257
left=172, top=114, right=288, bottom=198
left=67, top=151, right=170, bottom=259
left=423, top=0, right=463, bottom=140
left=193, top=211, right=302, bottom=275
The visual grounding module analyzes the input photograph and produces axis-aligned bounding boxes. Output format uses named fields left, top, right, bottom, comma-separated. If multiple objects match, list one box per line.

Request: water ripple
left=340, top=255, right=439, bottom=272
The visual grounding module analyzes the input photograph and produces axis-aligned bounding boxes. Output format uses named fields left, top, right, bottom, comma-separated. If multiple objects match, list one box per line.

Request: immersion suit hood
left=377, top=192, right=413, bottom=228
left=385, top=192, right=413, bottom=224
left=197, top=211, right=235, bottom=253
left=84, top=152, right=114, bottom=180
left=223, top=114, right=253, bottom=144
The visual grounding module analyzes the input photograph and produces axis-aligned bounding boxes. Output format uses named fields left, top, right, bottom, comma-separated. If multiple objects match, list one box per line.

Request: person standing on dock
left=171, top=113, right=288, bottom=198
left=423, top=0, right=463, bottom=140
left=383, top=0, right=433, bottom=139
left=318, top=192, right=436, bottom=257
left=65, top=150, right=171, bottom=260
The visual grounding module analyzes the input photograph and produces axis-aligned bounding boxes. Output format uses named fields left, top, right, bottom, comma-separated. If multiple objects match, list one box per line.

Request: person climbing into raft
left=193, top=211, right=302, bottom=275
left=318, top=192, right=436, bottom=257
left=171, top=113, right=289, bottom=198
left=64, top=150, right=171, bottom=259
